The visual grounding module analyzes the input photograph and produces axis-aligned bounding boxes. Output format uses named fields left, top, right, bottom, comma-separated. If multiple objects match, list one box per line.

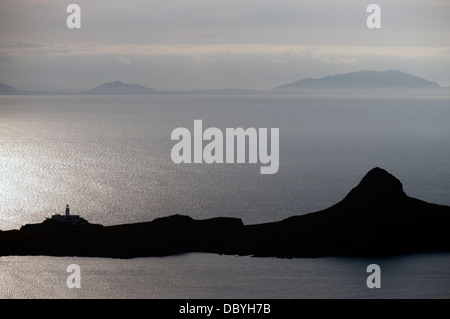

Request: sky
left=0, top=0, right=449, bottom=91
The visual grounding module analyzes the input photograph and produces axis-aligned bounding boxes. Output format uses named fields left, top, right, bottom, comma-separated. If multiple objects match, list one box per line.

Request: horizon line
left=2, top=69, right=449, bottom=94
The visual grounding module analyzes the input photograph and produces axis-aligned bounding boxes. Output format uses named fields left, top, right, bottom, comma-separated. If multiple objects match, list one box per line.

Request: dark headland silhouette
left=1, top=167, right=449, bottom=259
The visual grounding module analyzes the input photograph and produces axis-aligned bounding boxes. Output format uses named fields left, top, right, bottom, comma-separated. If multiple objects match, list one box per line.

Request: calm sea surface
left=0, top=94, right=449, bottom=298
left=1, top=253, right=449, bottom=299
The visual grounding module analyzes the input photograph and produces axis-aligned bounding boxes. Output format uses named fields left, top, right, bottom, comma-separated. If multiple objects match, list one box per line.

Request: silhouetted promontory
left=1, top=167, right=449, bottom=259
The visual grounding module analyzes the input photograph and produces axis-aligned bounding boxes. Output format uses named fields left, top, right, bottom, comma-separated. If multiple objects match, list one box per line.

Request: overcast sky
left=0, top=0, right=449, bottom=90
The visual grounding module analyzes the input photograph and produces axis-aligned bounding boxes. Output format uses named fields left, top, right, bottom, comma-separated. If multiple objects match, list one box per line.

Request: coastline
left=1, top=167, right=449, bottom=259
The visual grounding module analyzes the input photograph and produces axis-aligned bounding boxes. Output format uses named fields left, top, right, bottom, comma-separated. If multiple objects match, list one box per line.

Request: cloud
left=0, top=41, right=46, bottom=49
left=194, top=31, right=223, bottom=39
left=1, top=42, right=448, bottom=60
left=118, top=56, right=131, bottom=64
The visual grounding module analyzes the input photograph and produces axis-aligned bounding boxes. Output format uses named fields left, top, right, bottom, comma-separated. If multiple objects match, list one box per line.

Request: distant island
left=0, top=82, right=18, bottom=94
left=273, top=70, right=441, bottom=91
left=86, top=81, right=157, bottom=95
left=0, top=70, right=447, bottom=95
left=1, top=167, right=449, bottom=259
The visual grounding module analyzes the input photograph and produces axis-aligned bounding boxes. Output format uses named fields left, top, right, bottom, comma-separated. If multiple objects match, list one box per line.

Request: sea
left=0, top=93, right=449, bottom=299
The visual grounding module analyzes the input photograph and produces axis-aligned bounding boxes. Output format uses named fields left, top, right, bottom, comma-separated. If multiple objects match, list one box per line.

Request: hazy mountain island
left=1, top=167, right=449, bottom=259
left=85, top=81, right=157, bottom=95
left=274, top=70, right=441, bottom=91
left=0, top=70, right=447, bottom=95
left=0, top=82, right=18, bottom=94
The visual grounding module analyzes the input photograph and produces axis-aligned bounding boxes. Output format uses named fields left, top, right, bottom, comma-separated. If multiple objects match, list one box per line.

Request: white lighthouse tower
left=49, top=204, right=87, bottom=225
